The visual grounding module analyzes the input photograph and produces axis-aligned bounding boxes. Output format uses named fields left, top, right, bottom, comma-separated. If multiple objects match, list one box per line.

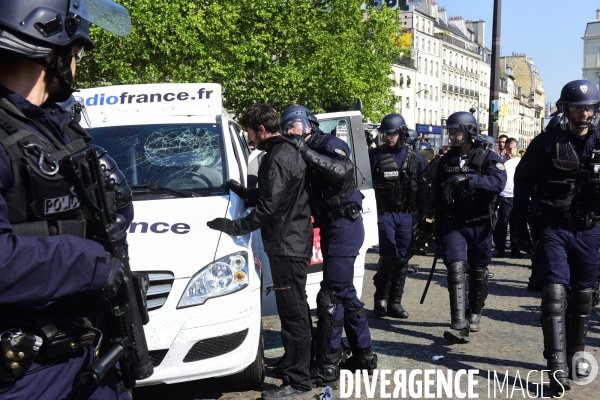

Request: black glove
left=102, top=253, right=126, bottom=301
left=226, top=179, right=248, bottom=200
left=287, top=134, right=309, bottom=157
left=441, top=174, right=469, bottom=205
left=511, top=220, right=533, bottom=254
left=207, top=218, right=236, bottom=235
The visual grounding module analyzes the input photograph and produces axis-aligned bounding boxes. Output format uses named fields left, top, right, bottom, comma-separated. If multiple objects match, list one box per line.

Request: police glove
left=207, top=218, right=236, bottom=236
left=287, top=134, right=309, bottom=157
left=226, top=179, right=248, bottom=200
left=511, top=220, right=533, bottom=254
left=441, top=174, right=469, bottom=205
left=102, top=253, right=126, bottom=301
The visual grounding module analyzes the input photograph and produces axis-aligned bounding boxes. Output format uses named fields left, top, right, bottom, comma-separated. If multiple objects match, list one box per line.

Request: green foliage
left=77, top=0, right=407, bottom=121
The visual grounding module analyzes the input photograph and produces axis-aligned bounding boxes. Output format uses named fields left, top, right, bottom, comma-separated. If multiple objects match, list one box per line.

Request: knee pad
left=317, top=289, right=338, bottom=318
left=568, top=288, right=594, bottom=315
left=447, top=261, right=467, bottom=285
left=542, top=284, right=568, bottom=316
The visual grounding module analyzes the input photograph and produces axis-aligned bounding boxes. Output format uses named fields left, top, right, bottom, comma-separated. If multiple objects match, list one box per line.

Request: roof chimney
left=597, top=8, right=600, bottom=20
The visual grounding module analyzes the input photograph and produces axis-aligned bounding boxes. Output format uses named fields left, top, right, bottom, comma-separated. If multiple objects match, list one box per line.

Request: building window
left=406, top=97, right=410, bottom=108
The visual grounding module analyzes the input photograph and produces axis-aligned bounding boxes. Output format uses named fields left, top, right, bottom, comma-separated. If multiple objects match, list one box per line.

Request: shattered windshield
left=88, top=124, right=225, bottom=196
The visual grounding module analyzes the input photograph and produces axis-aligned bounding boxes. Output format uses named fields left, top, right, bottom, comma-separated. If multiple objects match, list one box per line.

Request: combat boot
left=310, top=363, right=340, bottom=388
left=341, top=352, right=378, bottom=375
left=373, top=255, right=396, bottom=317
left=466, top=267, right=489, bottom=332
left=387, top=258, right=409, bottom=319
left=443, top=261, right=470, bottom=343
left=566, top=288, right=593, bottom=380
left=541, top=284, right=570, bottom=394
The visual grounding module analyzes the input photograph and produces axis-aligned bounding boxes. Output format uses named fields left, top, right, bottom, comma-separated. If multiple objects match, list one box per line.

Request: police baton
left=420, top=246, right=441, bottom=304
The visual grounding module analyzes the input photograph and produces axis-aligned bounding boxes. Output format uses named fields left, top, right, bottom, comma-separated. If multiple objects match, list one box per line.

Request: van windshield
left=88, top=123, right=226, bottom=197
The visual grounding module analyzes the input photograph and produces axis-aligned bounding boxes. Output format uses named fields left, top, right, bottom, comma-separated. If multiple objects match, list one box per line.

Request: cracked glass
left=87, top=123, right=225, bottom=196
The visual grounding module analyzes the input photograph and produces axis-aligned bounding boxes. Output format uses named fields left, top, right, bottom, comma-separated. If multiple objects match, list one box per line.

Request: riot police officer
left=369, top=114, right=427, bottom=318
left=433, top=111, right=506, bottom=343
left=281, top=105, right=377, bottom=385
left=0, top=1, right=137, bottom=398
left=513, top=80, right=600, bottom=393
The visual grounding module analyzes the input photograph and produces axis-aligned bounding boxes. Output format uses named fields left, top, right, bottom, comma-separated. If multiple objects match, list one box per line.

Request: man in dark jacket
left=207, top=104, right=313, bottom=400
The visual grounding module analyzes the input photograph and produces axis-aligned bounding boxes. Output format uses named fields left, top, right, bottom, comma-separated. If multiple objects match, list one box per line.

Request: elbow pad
left=91, top=144, right=133, bottom=209
left=303, top=149, right=354, bottom=186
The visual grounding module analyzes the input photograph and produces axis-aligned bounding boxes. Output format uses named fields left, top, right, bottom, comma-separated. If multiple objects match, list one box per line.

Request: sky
left=432, top=0, right=599, bottom=110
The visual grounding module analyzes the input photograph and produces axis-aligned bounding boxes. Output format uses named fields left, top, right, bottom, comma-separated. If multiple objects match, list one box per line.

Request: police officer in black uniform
left=513, top=80, right=600, bottom=393
left=369, top=114, right=427, bottom=318
left=434, top=111, right=506, bottom=344
left=281, top=105, right=377, bottom=385
left=0, top=1, right=136, bottom=398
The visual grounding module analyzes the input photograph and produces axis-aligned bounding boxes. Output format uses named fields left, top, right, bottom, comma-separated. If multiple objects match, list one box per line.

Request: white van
left=77, top=83, right=378, bottom=388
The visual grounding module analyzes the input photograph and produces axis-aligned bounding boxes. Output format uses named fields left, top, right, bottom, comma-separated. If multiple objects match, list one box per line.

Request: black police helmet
left=557, top=80, right=600, bottom=106
left=378, top=113, right=408, bottom=148
left=0, top=0, right=131, bottom=56
left=446, top=111, right=478, bottom=148
left=280, top=105, right=317, bottom=136
left=378, top=113, right=407, bottom=133
left=418, top=141, right=432, bottom=150
left=405, top=129, right=419, bottom=145
left=556, top=80, right=600, bottom=129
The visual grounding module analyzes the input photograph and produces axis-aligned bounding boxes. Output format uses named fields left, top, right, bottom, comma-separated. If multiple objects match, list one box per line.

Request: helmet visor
left=83, top=0, right=132, bottom=37
left=282, top=117, right=310, bottom=135
left=447, top=126, right=468, bottom=147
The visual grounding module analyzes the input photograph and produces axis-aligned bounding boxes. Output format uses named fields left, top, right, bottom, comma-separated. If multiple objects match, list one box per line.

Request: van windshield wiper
left=130, top=185, right=197, bottom=198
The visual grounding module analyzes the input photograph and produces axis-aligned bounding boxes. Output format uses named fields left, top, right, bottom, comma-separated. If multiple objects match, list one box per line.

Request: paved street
left=134, top=249, right=600, bottom=399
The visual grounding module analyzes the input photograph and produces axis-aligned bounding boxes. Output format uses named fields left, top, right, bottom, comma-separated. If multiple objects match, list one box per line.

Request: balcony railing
left=454, top=86, right=460, bottom=94
left=449, top=84, right=454, bottom=92
left=460, top=88, right=464, bottom=94
left=442, top=83, right=448, bottom=90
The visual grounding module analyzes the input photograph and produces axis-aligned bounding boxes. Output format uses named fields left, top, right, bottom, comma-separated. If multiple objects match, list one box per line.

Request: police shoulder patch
left=268, top=170, right=276, bottom=179
left=334, top=148, right=347, bottom=156
left=495, top=162, right=506, bottom=171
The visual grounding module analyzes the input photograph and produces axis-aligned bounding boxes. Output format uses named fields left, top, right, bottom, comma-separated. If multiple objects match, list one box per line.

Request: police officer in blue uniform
left=281, top=105, right=377, bottom=385
left=434, top=111, right=506, bottom=344
left=369, top=114, right=426, bottom=318
left=513, top=80, right=600, bottom=393
left=0, top=1, right=135, bottom=398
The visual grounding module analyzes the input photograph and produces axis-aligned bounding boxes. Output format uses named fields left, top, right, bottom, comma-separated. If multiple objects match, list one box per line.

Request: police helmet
left=417, top=141, right=432, bottom=150
left=556, top=80, right=600, bottom=129
left=405, top=129, right=419, bottom=148
left=378, top=113, right=408, bottom=147
left=445, top=111, right=478, bottom=148
left=0, top=0, right=131, bottom=55
left=280, top=105, right=317, bottom=137
left=0, top=1, right=131, bottom=101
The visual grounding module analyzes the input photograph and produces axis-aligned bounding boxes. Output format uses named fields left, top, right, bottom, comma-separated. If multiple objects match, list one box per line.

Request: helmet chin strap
left=46, top=46, right=76, bottom=103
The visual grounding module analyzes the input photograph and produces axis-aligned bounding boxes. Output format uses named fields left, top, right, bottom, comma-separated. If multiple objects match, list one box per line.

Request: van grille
left=146, top=271, right=175, bottom=311
left=183, top=329, right=249, bottom=363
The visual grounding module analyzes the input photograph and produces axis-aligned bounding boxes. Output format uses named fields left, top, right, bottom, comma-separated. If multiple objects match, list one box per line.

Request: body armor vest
left=373, top=147, right=418, bottom=211
left=0, top=105, right=99, bottom=238
left=439, top=147, right=494, bottom=218
left=307, top=134, right=355, bottom=213
left=537, top=129, right=600, bottom=215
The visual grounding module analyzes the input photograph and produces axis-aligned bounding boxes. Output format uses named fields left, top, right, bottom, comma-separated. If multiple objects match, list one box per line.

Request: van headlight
left=178, top=252, right=249, bottom=308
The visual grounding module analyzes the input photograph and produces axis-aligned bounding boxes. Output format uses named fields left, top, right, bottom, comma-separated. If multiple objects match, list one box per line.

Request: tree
left=77, top=0, right=407, bottom=121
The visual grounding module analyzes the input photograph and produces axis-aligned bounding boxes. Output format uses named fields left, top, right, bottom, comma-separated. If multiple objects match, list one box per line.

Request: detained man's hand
left=207, top=218, right=235, bottom=235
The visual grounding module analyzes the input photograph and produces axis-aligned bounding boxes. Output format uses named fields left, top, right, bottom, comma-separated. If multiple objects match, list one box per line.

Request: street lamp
left=469, top=105, right=479, bottom=129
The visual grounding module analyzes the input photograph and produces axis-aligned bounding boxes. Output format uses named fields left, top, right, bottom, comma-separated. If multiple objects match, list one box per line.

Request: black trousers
left=269, top=254, right=312, bottom=391
left=493, top=196, right=514, bottom=252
